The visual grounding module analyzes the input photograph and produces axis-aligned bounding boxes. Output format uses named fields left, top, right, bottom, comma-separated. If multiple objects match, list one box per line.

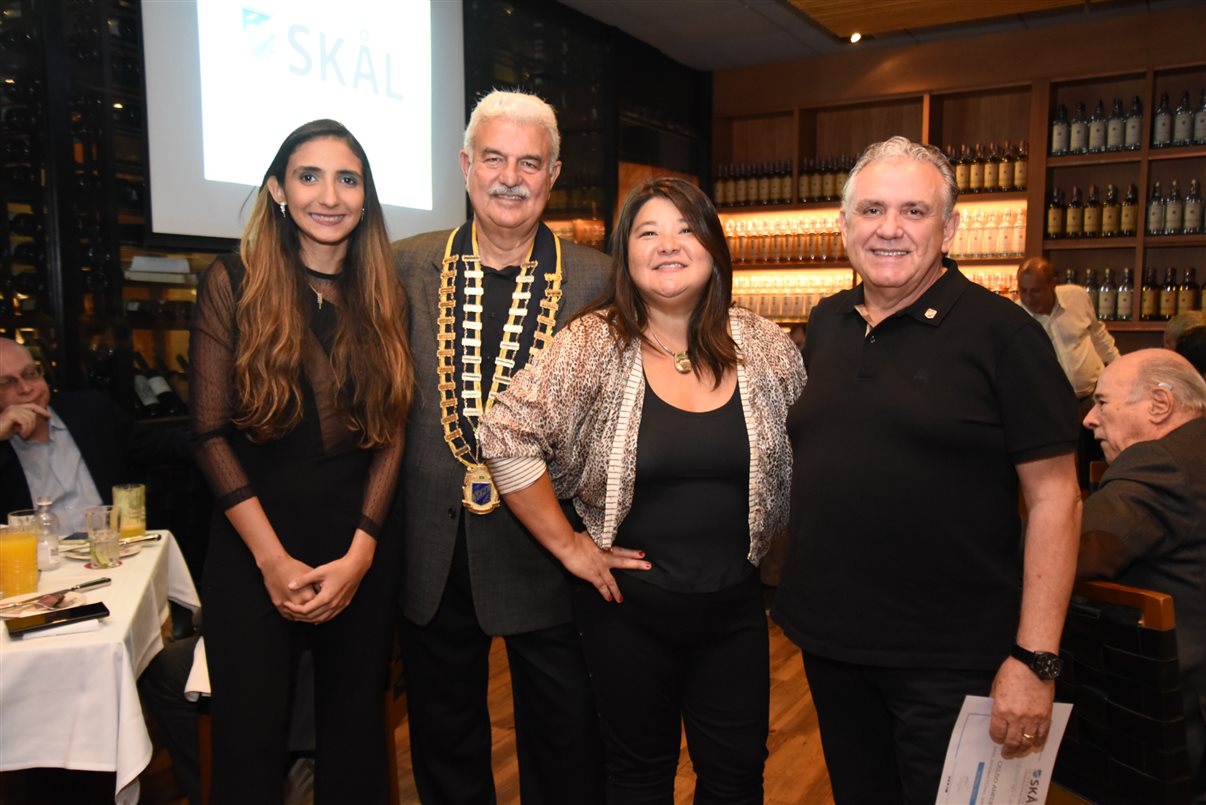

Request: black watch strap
left=1010, top=643, right=1063, bottom=681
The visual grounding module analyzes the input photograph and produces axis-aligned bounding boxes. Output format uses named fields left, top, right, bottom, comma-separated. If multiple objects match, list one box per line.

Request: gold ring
left=1022, top=732, right=1035, bottom=740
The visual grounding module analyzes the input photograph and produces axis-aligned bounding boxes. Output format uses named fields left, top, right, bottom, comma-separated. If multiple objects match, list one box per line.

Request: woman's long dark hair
left=578, top=177, right=738, bottom=384
left=234, top=119, right=413, bottom=446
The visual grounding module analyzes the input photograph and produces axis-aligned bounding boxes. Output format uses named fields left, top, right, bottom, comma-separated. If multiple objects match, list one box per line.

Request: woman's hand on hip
left=559, top=531, right=649, bottom=603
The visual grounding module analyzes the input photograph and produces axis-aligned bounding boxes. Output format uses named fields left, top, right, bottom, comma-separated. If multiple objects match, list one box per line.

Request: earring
left=278, top=201, right=287, bottom=217
left=360, top=207, right=366, bottom=221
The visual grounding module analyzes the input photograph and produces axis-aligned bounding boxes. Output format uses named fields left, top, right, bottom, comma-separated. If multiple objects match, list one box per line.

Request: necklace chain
left=646, top=327, right=693, bottom=374
left=436, top=226, right=564, bottom=468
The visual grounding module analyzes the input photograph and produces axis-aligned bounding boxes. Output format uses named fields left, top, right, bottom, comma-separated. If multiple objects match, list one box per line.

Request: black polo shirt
left=772, top=261, right=1078, bottom=669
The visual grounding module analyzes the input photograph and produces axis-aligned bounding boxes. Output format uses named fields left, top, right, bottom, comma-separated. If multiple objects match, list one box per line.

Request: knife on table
left=0, top=577, right=112, bottom=612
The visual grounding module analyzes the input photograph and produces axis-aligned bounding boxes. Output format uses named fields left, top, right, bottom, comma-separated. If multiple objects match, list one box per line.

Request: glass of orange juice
left=2, top=515, right=40, bottom=597
left=112, top=483, right=146, bottom=539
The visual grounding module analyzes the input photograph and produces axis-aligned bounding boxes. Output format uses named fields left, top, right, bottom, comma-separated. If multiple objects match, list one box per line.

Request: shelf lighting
left=849, top=33, right=862, bottom=44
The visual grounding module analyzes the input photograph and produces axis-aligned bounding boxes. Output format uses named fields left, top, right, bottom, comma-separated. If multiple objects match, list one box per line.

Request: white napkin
left=185, top=637, right=210, bottom=701
left=15, top=617, right=104, bottom=640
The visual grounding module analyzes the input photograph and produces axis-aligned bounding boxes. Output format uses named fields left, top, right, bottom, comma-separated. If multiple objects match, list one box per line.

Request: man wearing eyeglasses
left=0, top=337, right=177, bottom=532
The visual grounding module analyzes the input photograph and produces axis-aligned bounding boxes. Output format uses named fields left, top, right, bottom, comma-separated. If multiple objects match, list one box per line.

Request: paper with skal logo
left=936, top=695, right=1073, bottom=805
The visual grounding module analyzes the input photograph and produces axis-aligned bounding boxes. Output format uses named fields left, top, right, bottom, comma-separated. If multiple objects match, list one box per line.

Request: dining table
left=0, top=530, right=200, bottom=804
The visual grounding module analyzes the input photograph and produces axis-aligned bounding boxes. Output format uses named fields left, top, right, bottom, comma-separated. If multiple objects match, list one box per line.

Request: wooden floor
left=392, top=616, right=834, bottom=805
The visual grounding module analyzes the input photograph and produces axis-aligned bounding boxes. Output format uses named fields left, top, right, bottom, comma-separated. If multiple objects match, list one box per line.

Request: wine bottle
left=998, top=142, right=1014, bottom=192
left=1087, top=99, right=1107, bottom=153
left=148, top=358, right=187, bottom=415
left=1013, top=141, right=1028, bottom=191
left=1152, top=92, right=1172, bottom=148
left=1147, top=181, right=1165, bottom=236
left=1046, top=187, right=1065, bottom=239
left=1083, top=267, right=1099, bottom=311
left=1102, top=184, right=1121, bottom=237
left=1106, top=98, right=1125, bottom=151
left=131, top=352, right=162, bottom=417
left=1184, top=179, right=1203, bottom=235
left=1051, top=105, right=1070, bottom=155
left=1158, top=267, right=1178, bottom=320
left=1083, top=184, right=1102, bottom=238
left=1120, top=183, right=1139, bottom=236
left=1069, top=102, right=1089, bottom=154
left=1172, top=91, right=1193, bottom=146
left=1115, top=267, right=1134, bottom=322
left=954, top=144, right=971, bottom=193
left=1178, top=267, right=1200, bottom=315
left=1064, top=185, right=1084, bottom=239
left=1163, top=180, right=1184, bottom=235
left=1140, top=267, right=1159, bottom=321
left=1096, top=268, right=1116, bottom=321
left=1124, top=96, right=1144, bottom=150
left=1195, top=90, right=1206, bottom=145
left=983, top=143, right=999, bottom=193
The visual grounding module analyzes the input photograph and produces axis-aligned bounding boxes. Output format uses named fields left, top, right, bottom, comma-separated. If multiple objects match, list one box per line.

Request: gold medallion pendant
left=462, top=463, right=500, bottom=515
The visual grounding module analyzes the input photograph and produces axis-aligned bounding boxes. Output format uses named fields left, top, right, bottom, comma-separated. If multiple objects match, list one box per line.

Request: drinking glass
left=112, top=483, right=146, bottom=538
left=2, top=514, right=40, bottom=596
left=86, top=505, right=122, bottom=569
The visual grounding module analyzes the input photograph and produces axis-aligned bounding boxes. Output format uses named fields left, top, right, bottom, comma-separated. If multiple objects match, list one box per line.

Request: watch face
left=1034, top=652, right=1063, bottom=680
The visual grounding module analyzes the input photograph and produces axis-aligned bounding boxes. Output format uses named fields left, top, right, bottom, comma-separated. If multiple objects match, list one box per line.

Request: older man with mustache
left=388, top=90, right=609, bottom=804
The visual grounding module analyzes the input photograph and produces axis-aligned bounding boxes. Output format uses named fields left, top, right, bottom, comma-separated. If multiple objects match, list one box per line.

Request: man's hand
left=988, top=657, right=1055, bottom=758
left=0, top=403, right=49, bottom=441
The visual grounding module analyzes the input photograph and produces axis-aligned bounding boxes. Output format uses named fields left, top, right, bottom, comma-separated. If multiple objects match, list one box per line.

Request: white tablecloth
left=0, top=531, right=200, bottom=803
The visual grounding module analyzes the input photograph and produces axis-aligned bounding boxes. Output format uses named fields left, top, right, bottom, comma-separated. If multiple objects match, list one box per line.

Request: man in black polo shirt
left=772, top=137, right=1082, bottom=804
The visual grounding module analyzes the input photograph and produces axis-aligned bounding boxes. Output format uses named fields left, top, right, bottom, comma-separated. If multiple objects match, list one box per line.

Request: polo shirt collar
left=844, top=257, right=969, bottom=328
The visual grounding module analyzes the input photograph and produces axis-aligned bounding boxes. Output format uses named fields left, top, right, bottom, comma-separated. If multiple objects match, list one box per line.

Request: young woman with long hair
left=190, top=119, right=412, bottom=804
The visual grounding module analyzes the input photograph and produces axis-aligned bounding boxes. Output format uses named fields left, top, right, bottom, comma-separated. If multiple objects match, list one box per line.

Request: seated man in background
left=1164, top=311, right=1205, bottom=350
left=0, top=337, right=187, bottom=532
left=1176, top=326, right=1206, bottom=377
left=1079, top=348, right=1206, bottom=799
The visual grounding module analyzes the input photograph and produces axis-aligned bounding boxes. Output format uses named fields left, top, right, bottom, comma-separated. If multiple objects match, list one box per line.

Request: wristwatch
left=1010, top=644, right=1063, bottom=681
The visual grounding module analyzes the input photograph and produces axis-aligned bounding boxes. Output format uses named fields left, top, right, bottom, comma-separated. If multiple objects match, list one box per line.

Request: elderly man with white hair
left=1079, top=348, right=1206, bottom=799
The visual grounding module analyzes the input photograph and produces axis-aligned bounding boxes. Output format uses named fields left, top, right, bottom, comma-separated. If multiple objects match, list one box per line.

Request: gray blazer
left=391, top=228, right=609, bottom=635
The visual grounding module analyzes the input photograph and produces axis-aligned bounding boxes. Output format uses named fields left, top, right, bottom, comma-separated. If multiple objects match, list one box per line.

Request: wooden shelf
left=1042, top=237, right=1138, bottom=250
left=956, top=191, right=1029, bottom=203
left=734, top=261, right=851, bottom=270
left=1142, top=233, right=1206, bottom=248
left=719, top=201, right=840, bottom=214
left=1103, top=320, right=1170, bottom=332
left=1046, top=151, right=1142, bottom=168
left=1147, top=144, right=1206, bottom=162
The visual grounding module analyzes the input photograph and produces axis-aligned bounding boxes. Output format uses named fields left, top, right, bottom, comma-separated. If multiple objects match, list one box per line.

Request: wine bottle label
left=798, top=175, right=809, bottom=202
left=1083, top=207, right=1101, bottom=237
left=1065, top=208, right=1084, bottom=236
left=955, top=163, right=970, bottom=191
left=809, top=174, right=822, bottom=199
left=1102, top=206, right=1120, bottom=235
left=133, top=376, right=159, bottom=407
left=998, top=163, right=1013, bottom=191
left=1124, top=118, right=1142, bottom=148
left=757, top=176, right=770, bottom=203
left=1013, top=160, right=1027, bottom=190
left=147, top=376, right=173, bottom=396
left=1088, top=122, right=1106, bottom=151
left=1184, top=200, right=1203, bottom=233
left=1153, top=115, right=1171, bottom=146
left=1115, top=290, right=1133, bottom=320
left=1159, top=291, right=1177, bottom=317
left=1046, top=208, right=1063, bottom=237
left=1070, top=123, right=1087, bottom=152
left=1051, top=124, right=1068, bottom=154
left=1164, top=203, right=1183, bottom=234
left=1173, top=114, right=1192, bottom=144
left=982, top=163, right=997, bottom=191
left=734, top=179, right=747, bottom=204
left=1121, top=206, right=1137, bottom=234
left=1097, top=290, right=1117, bottom=320
left=1140, top=289, right=1158, bottom=317
left=1178, top=289, right=1200, bottom=314
left=1196, top=110, right=1206, bottom=144
left=1147, top=203, right=1164, bottom=234
left=1106, top=120, right=1124, bottom=149
left=969, top=163, right=983, bottom=191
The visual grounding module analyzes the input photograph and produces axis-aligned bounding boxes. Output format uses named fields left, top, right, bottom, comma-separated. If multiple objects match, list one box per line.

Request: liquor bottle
left=1063, top=268, right=1078, bottom=285
left=1124, top=96, right=1144, bottom=150
left=713, top=165, right=726, bottom=206
left=1140, top=267, right=1159, bottom=321
left=968, top=144, right=984, bottom=193
left=1101, top=184, right=1121, bottom=237
left=1069, top=102, right=1089, bottom=154
left=1083, top=267, right=1099, bottom=311
left=982, top=143, right=1000, bottom=192
left=1096, top=268, right=1116, bottom=321
left=757, top=163, right=771, bottom=206
left=1147, top=181, right=1165, bottom=236
left=1185, top=179, right=1203, bottom=235
left=808, top=159, right=823, bottom=203
left=1106, top=98, right=1126, bottom=151
left=1088, top=99, right=1107, bottom=152
left=834, top=157, right=850, bottom=199
left=733, top=164, right=748, bottom=206
left=1083, top=184, right=1102, bottom=238
left=1172, top=91, right=1193, bottom=146
left=1115, top=267, right=1134, bottom=321
left=1163, top=180, right=1184, bottom=235
left=954, top=144, right=971, bottom=193
left=1046, top=187, right=1065, bottom=239
left=1013, top=141, right=1028, bottom=190
left=820, top=160, right=837, bottom=202
left=1120, top=183, right=1139, bottom=236
left=1051, top=105, right=1070, bottom=155
left=1152, top=92, right=1172, bottom=148
left=33, top=497, right=63, bottom=571
left=1178, top=267, right=1200, bottom=315
left=149, top=358, right=187, bottom=415
left=797, top=159, right=810, bottom=203
left=1158, top=267, right=1178, bottom=320
left=1196, top=90, right=1206, bottom=145
left=998, top=142, right=1014, bottom=192
left=1064, top=185, right=1084, bottom=239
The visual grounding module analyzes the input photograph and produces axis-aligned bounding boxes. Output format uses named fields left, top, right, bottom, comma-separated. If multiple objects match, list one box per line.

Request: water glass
left=86, top=505, right=122, bottom=569
left=112, top=483, right=146, bottom=538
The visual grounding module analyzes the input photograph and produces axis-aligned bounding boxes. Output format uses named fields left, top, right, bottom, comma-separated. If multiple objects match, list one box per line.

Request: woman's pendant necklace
left=647, top=328, right=692, bottom=374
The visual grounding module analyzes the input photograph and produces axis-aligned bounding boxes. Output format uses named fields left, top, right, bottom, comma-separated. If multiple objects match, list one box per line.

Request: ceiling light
left=849, top=32, right=862, bottom=43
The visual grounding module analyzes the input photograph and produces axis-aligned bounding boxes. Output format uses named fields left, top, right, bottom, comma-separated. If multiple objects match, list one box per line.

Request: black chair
left=1049, top=580, right=1193, bottom=805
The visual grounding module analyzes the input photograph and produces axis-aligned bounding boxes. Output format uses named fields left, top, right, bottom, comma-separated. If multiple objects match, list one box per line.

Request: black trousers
left=400, top=526, right=604, bottom=804
left=203, top=532, right=398, bottom=805
left=573, top=573, right=769, bottom=805
left=801, top=652, right=996, bottom=805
